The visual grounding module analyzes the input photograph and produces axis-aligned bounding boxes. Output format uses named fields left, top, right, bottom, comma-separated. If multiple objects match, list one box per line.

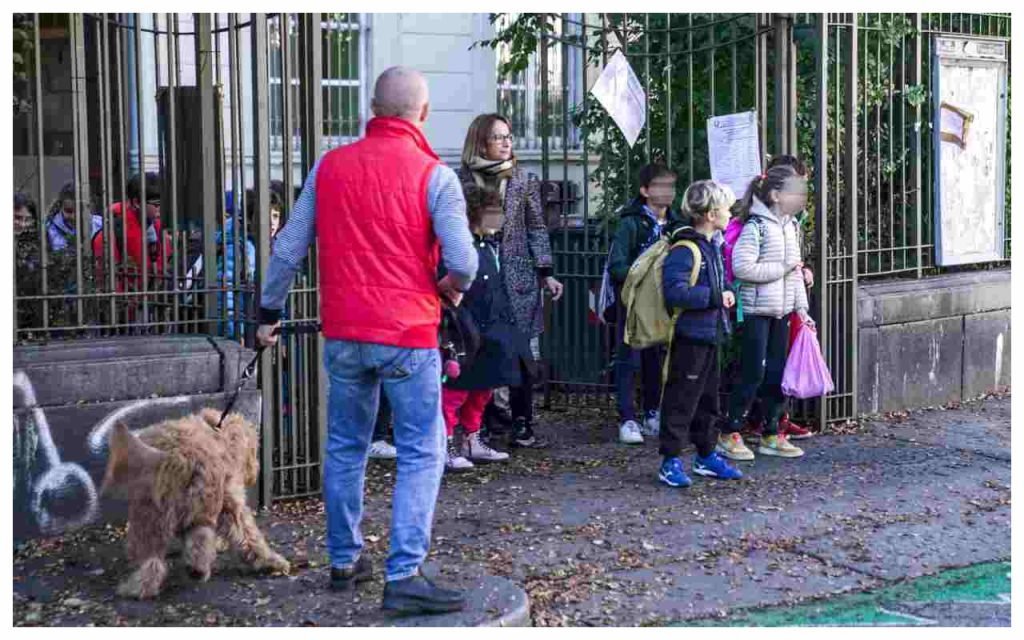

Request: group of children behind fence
left=605, top=155, right=816, bottom=487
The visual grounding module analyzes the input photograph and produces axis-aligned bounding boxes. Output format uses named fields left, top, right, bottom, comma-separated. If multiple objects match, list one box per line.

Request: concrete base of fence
left=13, top=336, right=260, bottom=542
left=857, top=268, right=1010, bottom=415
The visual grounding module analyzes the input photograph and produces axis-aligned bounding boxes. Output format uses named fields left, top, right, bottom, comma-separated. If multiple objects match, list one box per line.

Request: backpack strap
left=671, top=239, right=702, bottom=287
left=659, top=239, right=703, bottom=393
left=750, top=216, right=769, bottom=250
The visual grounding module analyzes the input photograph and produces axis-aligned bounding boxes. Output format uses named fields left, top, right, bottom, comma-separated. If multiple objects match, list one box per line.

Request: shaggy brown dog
left=101, top=408, right=290, bottom=599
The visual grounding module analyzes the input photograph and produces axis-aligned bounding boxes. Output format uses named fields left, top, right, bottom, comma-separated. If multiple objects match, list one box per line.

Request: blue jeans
left=322, top=339, right=446, bottom=582
left=614, top=306, right=664, bottom=421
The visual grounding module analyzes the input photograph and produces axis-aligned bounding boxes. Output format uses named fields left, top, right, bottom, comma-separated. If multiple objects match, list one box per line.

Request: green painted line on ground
left=679, top=561, right=1010, bottom=627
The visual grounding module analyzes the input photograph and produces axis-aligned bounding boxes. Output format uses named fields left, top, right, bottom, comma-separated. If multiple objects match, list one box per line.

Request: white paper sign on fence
left=590, top=50, right=646, bottom=148
left=707, top=111, right=762, bottom=201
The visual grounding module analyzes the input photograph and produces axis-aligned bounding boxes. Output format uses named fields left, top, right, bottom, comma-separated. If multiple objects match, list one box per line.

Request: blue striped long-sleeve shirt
left=257, top=158, right=478, bottom=324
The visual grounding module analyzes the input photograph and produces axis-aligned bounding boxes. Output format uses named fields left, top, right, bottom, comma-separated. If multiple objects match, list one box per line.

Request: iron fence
left=531, top=12, right=1010, bottom=427
left=11, top=12, right=1011, bottom=504
left=12, top=13, right=337, bottom=505
left=535, top=13, right=793, bottom=411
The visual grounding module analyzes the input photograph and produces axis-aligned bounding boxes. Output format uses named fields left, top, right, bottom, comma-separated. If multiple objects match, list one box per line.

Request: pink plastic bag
left=781, top=323, right=835, bottom=399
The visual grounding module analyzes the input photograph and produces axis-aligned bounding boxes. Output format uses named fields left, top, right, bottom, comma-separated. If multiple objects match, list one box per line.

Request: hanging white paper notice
left=590, top=50, right=646, bottom=148
left=707, top=111, right=762, bottom=201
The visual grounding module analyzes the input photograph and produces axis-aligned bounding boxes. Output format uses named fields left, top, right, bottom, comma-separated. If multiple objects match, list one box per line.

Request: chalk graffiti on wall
left=13, top=370, right=99, bottom=535
left=13, top=369, right=193, bottom=536
left=86, top=395, right=195, bottom=456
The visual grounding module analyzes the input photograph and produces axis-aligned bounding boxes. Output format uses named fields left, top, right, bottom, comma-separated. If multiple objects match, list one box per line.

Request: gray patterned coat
left=731, top=198, right=809, bottom=319
left=456, top=166, right=554, bottom=337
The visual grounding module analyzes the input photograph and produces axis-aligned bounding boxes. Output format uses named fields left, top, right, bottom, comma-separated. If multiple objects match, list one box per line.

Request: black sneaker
left=509, top=418, right=547, bottom=449
left=381, top=573, right=466, bottom=615
left=329, top=555, right=373, bottom=591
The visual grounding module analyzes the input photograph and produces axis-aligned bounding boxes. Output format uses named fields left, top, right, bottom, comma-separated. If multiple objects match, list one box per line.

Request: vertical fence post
left=251, top=13, right=275, bottom=507
left=32, top=13, right=49, bottom=336
left=69, top=13, right=90, bottom=327
left=774, top=13, right=791, bottom=154
left=300, top=13, right=323, bottom=175
left=194, top=14, right=218, bottom=336
left=165, top=14, right=180, bottom=333
left=540, top=18, right=550, bottom=186
left=300, top=11, right=327, bottom=491
left=813, top=14, right=829, bottom=430
left=788, top=17, right=799, bottom=154
left=756, top=14, right=768, bottom=160
left=845, top=15, right=859, bottom=421
left=911, top=13, right=923, bottom=278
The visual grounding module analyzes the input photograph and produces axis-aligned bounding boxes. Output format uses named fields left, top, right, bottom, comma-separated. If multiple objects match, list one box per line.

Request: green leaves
left=13, top=13, right=34, bottom=82
left=904, top=84, right=928, bottom=108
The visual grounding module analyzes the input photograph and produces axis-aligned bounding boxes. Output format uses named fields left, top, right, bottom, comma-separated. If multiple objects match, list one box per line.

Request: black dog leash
left=214, top=322, right=322, bottom=431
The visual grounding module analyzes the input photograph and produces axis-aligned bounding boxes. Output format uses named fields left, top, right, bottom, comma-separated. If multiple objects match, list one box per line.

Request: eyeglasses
left=487, top=134, right=514, bottom=143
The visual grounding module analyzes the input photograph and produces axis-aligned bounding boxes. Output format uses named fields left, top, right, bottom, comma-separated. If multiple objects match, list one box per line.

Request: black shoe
left=509, top=418, right=547, bottom=449
left=381, top=573, right=466, bottom=615
left=330, top=555, right=373, bottom=590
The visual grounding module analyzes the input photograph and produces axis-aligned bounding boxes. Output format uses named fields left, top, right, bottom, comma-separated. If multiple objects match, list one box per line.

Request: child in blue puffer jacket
left=657, top=180, right=742, bottom=488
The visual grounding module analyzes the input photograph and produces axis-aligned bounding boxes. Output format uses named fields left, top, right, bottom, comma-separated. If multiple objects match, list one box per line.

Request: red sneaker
left=779, top=414, right=813, bottom=440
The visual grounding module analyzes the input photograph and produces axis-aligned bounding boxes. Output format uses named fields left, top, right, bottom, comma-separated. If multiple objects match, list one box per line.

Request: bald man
left=257, top=66, right=476, bottom=615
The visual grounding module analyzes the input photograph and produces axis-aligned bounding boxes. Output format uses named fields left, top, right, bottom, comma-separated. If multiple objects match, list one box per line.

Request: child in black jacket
left=441, top=185, right=532, bottom=471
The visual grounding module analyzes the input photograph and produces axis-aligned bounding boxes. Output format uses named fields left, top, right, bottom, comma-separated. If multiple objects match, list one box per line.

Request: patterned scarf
left=468, top=155, right=516, bottom=202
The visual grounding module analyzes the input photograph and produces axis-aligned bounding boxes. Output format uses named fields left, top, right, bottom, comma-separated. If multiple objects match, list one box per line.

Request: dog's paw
left=116, top=580, right=141, bottom=599
left=261, top=553, right=291, bottom=575
left=117, top=578, right=161, bottom=600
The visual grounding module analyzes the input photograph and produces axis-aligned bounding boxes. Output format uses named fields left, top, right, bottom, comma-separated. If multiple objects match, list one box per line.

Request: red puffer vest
left=315, top=117, right=442, bottom=348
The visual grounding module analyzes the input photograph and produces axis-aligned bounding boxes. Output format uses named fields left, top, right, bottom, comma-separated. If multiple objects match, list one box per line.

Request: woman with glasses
left=457, top=114, right=563, bottom=449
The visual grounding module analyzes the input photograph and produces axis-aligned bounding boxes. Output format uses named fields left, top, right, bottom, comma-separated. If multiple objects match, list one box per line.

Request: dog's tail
left=100, top=423, right=168, bottom=498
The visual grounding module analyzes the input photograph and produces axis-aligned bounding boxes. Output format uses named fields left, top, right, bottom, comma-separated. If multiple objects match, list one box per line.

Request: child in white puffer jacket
left=716, top=163, right=814, bottom=461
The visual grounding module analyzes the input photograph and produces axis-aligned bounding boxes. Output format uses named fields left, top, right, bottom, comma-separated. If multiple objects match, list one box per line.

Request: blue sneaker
left=658, top=457, right=692, bottom=488
left=693, top=451, right=744, bottom=480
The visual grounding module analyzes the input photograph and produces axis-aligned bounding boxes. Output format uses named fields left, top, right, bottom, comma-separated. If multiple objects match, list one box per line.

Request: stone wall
left=13, top=336, right=260, bottom=542
left=857, top=269, right=1010, bottom=415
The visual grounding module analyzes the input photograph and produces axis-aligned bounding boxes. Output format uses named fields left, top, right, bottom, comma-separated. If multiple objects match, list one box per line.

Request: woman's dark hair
left=736, top=164, right=803, bottom=222
left=14, top=192, right=36, bottom=216
left=766, top=154, right=808, bottom=177
left=635, top=163, right=677, bottom=204
left=461, top=113, right=515, bottom=168
left=462, top=184, right=502, bottom=229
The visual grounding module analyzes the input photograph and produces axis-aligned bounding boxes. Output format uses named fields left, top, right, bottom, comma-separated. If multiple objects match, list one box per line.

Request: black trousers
left=509, top=358, right=535, bottom=424
left=725, top=314, right=789, bottom=434
left=659, top=339, right=721, bottom=459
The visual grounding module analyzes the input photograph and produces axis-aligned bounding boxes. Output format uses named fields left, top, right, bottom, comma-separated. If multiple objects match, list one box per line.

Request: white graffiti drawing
left=87, top=394, right=194, bottom=456
left=13, top=370, right=100, bottom=535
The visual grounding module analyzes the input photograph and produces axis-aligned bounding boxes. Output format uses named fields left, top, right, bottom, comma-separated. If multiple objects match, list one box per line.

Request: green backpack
left=621, top=236, right=701, bottom=349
